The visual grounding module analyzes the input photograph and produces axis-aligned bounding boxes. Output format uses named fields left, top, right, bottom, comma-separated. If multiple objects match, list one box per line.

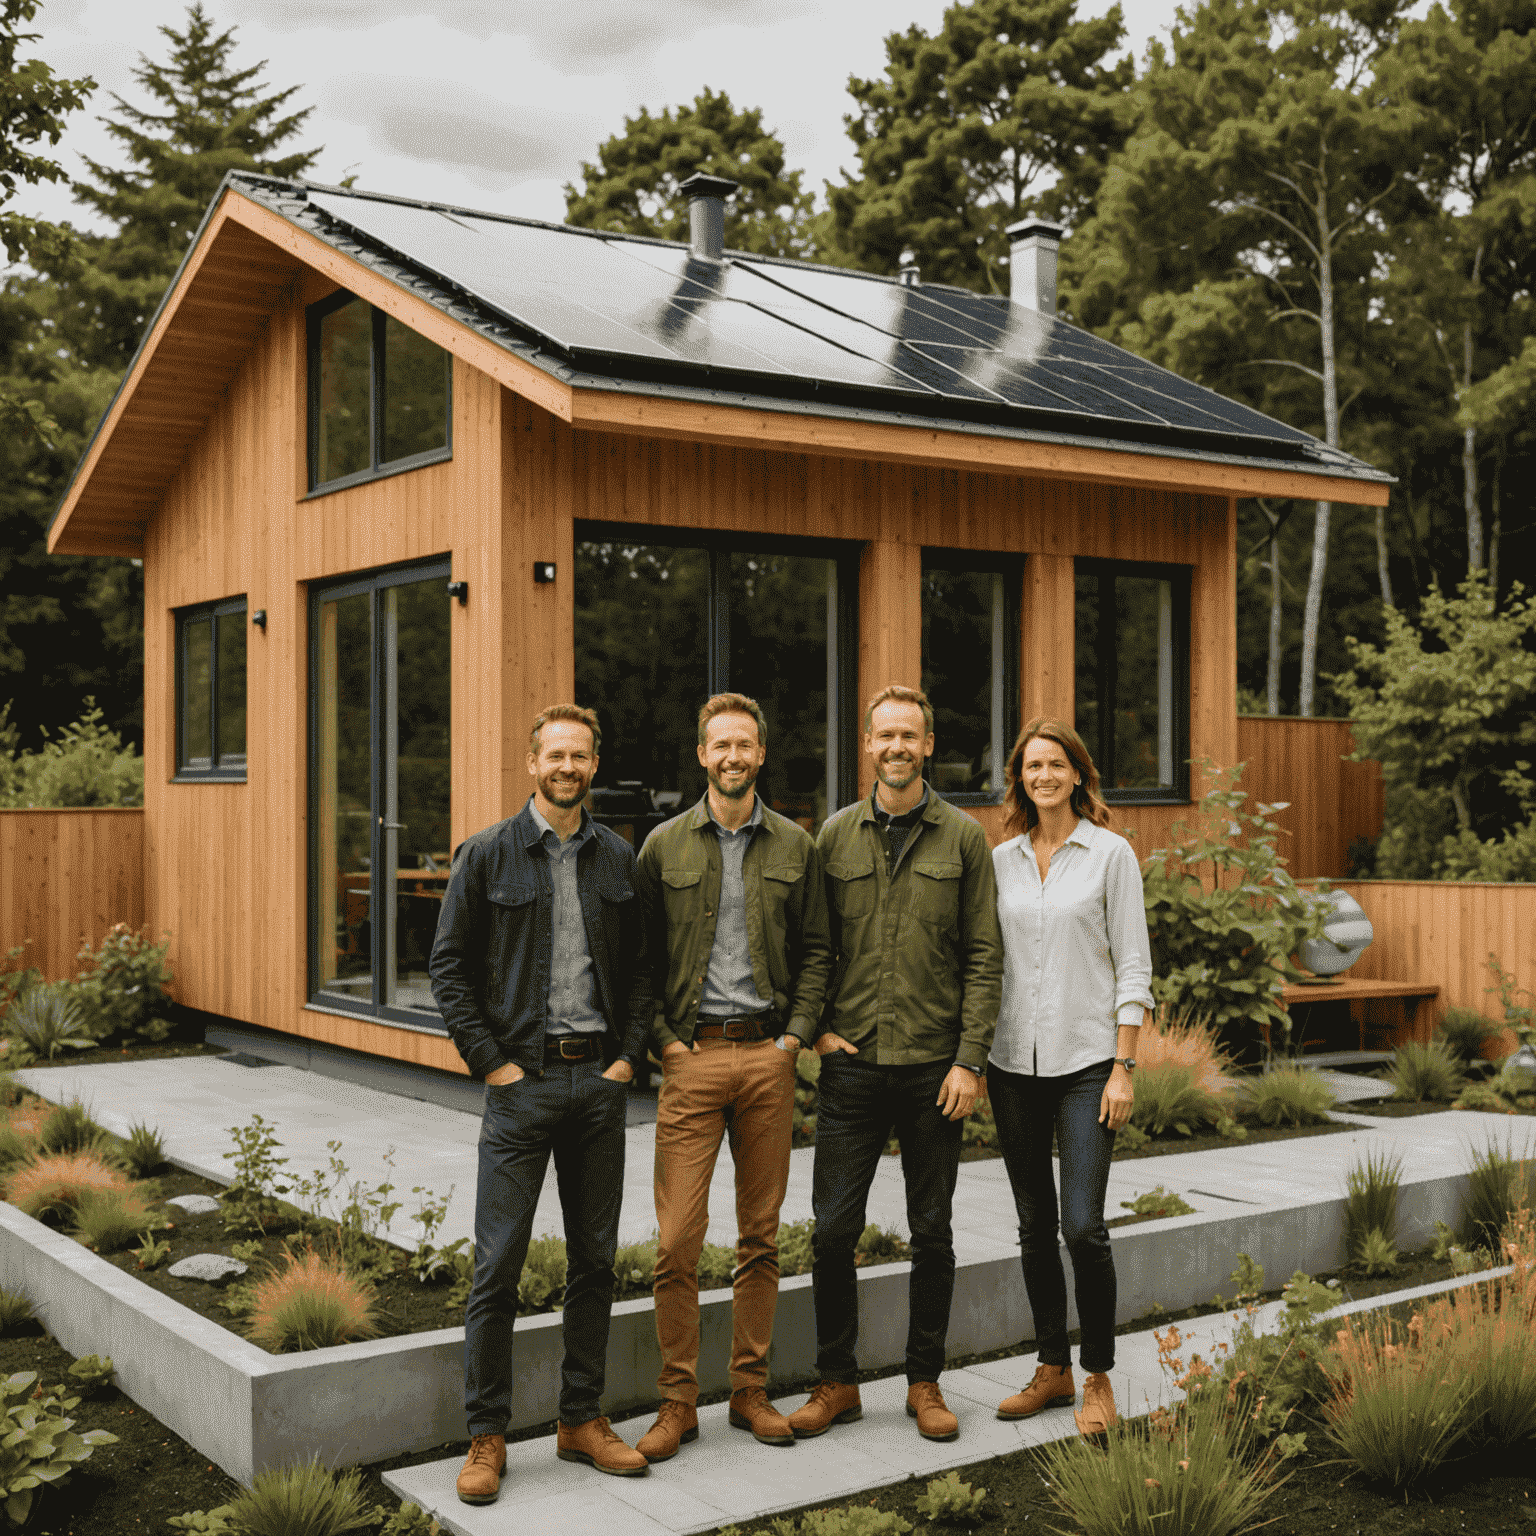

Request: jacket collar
left=859, top=783, right=937, bottom=826
left=515, top=796, right=592, bottom=849
left=686, top=791, right=771, bottom=835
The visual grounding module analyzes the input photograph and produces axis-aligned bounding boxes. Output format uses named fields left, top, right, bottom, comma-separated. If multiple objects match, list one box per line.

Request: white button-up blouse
left=989, top=818, right=1155, bottom=1078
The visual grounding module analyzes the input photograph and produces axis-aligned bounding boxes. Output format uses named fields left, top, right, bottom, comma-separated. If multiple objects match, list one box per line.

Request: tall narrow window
left=574, top=528, right=857, bottom=841
left=1074, top=561, right=1189, bottom=800
left=921, top=553, right=1021, bottom=800
left=176, top=598, right=247, bottom=778
left=308, top=293, right=451, bottom=493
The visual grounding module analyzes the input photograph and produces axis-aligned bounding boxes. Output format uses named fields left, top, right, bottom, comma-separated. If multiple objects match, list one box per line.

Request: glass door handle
left=382, top=821, right=406, bottom=831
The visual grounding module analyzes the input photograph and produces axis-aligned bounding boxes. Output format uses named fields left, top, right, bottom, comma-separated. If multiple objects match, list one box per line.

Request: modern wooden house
left=48, top=171, right=1389, bottom=1077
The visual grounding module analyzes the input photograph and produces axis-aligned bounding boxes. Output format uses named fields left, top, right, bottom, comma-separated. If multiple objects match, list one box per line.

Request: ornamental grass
left=1386, top=1039, right=1465, bottom=1103
left=1235, top=1065, right=1336, bottom=1126
left=225, top=1457, right=375, bottom=1536
left=1130, top=1061, right=1223, bottom=1138
left=68, top=1185, right=161, bottom=1253
left=1138, top=1013, right=1235, bottom=1096
left=245, top=1249, right=382, bottom=1353
left=5, top=1151, right=131, bottom=1220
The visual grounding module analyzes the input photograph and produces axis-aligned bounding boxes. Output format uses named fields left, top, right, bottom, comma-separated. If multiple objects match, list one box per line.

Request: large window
left=921, top=552, right=1021, bottom=801
left=1075, top=560, right=1190, bottom=801
left=176, top=598, right=247, bottom=779
left=574, top=528, right=858, bottom=840
left=307, top=293, right=451, bottom=493
left=309, top=560, right=452, bottom=1025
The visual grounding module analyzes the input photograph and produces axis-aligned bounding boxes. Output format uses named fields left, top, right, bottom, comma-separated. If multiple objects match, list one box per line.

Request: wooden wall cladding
left=0, top=810, right=145, bottom=982
left=1236, top=717, right=1384, bottom=878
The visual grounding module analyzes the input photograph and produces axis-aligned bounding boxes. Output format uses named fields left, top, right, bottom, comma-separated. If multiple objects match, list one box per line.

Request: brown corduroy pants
left=652, top=1037, right=796, bottom=1402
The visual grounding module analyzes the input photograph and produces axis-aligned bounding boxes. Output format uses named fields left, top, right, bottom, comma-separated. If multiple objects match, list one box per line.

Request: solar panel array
left=306, top=190, right=1319, bottom=458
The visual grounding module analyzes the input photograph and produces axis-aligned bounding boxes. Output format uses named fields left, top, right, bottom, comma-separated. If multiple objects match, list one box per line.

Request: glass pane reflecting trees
left=383, top=315, right=450, bottom=462
left=315, top=299, right=371, bottom=484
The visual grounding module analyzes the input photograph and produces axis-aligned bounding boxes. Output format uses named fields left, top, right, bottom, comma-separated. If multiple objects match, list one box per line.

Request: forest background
left=1, top=0, right=1533, bottom=878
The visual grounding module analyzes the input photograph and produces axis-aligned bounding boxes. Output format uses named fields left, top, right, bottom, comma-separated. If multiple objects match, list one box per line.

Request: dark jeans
left=464, top=1060, right=628, bottom=1434
left=989, top=1057, right=1118, bottom=1373
left=810, top=1054, right=962, bottom=1383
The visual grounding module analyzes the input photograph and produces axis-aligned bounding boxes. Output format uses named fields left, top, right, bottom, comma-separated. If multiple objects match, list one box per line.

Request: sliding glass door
left=310, top=560, right=452, bottom=1024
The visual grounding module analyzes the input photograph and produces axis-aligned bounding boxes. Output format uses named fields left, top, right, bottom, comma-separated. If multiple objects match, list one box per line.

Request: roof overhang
left=49, top=187, right=1387, bottom=558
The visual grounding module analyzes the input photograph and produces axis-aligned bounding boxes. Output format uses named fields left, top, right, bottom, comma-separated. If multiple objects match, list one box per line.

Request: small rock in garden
left=165, top=1194, right=221, bottom=1217
left=168, top=1254, right=247, bottom=1283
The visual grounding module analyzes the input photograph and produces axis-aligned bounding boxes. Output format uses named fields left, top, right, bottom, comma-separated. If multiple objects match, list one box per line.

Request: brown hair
left=1003, top=717, right=1111, bottom=837
left=863, top=683, right=934, bottom=736
left=697, top=692, right=769, bottom=747
left=530, top=704, right=601, bottom=755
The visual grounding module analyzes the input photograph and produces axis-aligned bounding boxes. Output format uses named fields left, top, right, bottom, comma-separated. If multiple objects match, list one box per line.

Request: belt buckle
left=724, top=1020, right=749, bottom=1040
left=558, top=1038, right=587, bottom=1060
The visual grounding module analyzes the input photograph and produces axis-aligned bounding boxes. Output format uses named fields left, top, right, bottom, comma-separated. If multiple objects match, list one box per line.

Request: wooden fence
left=1237, top=715, right=1384, bottom=878
left=0, top=810, right=145, bottom=982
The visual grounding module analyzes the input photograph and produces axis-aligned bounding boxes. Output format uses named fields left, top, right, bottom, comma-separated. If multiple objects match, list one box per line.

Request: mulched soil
left=7, top=1040, right=220, bottom=1072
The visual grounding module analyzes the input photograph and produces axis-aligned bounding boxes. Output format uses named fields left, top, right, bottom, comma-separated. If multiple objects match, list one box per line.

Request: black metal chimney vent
left=679, top=172, right=738, bottom=262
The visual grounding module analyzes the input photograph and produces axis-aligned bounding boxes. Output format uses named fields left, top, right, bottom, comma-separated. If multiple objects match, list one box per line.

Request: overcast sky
left=22, top=0, right=1185, bottom=234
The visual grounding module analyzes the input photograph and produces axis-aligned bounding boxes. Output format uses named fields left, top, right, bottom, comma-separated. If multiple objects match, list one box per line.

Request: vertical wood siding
left=0, top=810, right=144, bottom=981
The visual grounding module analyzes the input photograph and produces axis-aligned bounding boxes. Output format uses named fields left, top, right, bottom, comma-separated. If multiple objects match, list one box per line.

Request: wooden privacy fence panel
left=0, top=810, right=145, bottom=982
left=1237, top=716, right=1384, bottom=878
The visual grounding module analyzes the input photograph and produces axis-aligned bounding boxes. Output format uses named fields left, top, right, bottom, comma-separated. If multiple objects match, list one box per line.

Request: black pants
left=464, top=1059, right=628, bottom=1434
left=989, top=1057, right=1118, bottom=1372
left=809, top=1054, right=962, bottom=1383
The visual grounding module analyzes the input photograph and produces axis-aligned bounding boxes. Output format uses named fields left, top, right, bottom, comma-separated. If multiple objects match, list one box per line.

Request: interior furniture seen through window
left=1074, top=560, right=1190, bottom=801
left=920, top=552, right=1021, bottom=801
left=574, top=527, right=858, bottom=842
left=310, top=560, right=452, bottom=1025
left=176, top=598, right=247, bottom=778
left=308, top=292, right=451, bottom=493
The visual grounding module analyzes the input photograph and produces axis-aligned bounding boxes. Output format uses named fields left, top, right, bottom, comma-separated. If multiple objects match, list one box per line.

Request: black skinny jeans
left=809, top=1054, right=962, bottom=1383
left=464, top=1059, right=628, bottom=1434
left=989, top=1057, right=1118, bottom=1372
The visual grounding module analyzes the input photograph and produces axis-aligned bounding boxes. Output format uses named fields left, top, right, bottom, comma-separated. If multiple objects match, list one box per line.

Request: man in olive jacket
left=788, top=684, right=1002, bottom=1445
left=632, top=693, right=832, bottom=1461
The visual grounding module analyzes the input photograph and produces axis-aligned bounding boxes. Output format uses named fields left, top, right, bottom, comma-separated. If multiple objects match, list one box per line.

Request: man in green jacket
left=633, top=692, right=833, bottom=1460
left=788, top=684, right=1002, bottom=1444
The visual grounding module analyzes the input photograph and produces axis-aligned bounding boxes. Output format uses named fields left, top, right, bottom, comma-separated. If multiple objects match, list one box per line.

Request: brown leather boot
left=906, top=1381, right=959, bottom=1442
left=455, top=1433, right=505, bottom=1505
left=636, top=1399, right=698, bottom=1463
left=787, top=1380, right=862, bottom=1438
left=997, top=1363, right=1075, bottom=1421
left=556, top=1416, right=649, bottom=1476
left=729, top=1386, right=796, bottom=1446
left=1075, top=1371, right=1118, bottom=1439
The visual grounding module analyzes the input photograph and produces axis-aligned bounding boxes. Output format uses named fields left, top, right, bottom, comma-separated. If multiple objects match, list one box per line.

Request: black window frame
left=573, top=520, right=862, bottom=835
left=1074, top=558, right=1191, bottom=805
left=305, top=291, right=453, bottom=497
left=174, top=596, right=248, bottom=781
left=920, top=548, right=1023, bottom=807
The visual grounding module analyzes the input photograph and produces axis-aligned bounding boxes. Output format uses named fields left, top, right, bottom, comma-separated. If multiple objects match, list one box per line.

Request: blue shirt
left=700, top=794, right=775, bottom=1018
left=529, top=802, right=605, bottom=1037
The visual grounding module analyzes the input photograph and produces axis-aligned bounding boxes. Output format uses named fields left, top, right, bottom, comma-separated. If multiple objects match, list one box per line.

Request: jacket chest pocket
left=761, top=863, right=802, bottom=925
left=826, top=857, right=876, bottom=921
left=661, top=867, right=703, bottom=924
left=485, top=882, right=538, bottom=948
left=912, top=859, right=963, bottom=927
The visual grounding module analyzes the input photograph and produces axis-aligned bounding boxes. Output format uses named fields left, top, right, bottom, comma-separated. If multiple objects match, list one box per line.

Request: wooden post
left=857, top=539, right=923, bottom=799
left=1020, top=553, right=1074, bottom=726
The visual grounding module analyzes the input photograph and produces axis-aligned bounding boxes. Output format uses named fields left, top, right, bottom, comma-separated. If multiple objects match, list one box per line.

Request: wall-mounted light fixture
left=533, top=562, right=557, bottom=584
left=252, top=609, right=267, bottom=631
left=446, top=581, right=469, bottom=605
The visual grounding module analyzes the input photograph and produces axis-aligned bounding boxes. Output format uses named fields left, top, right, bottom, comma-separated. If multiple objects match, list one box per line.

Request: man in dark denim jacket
left=430, top=704, right=651, bottom=1505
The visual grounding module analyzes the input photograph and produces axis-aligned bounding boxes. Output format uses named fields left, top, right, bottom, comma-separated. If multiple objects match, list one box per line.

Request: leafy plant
left=1129, top=1062, right=1222, bottom=1138
left=1354, top=1228, right=1399, bottom=1276
left=405, top=1182, right=454, bottom=1281
left=289, top=1142, right=401, bottom=1279
left=166, top=1511, right=236, bottom=1533
left=778, top=1217, right=815, bottom=1275
left=0, top=948, right=41, bottom=1040
left=245, top=1250, right=381, bottom=1353
left=769, top=1506, right=912, bottom=1536
left=66, top=1355, right=113, bottom=1394
left=1455, top=1082, right=1516, bottom=1113
left=914, top=1472, right=987, bottom=1523
left=1140, top=762, right=1327, bottom=1058
left=379, top=1501, right=439, bottom=1536
left=225, top=1457, right=376, bottom=1536
left=122, top=1121, right=167, bottom=1178
left=855, top=1223, right=910, bottom=1266
left=4, top=985, right=92, bottom=1061
left=1438, top=1007, right=1502, bottom=1066
left=612, top=1236, right=658, bottom=1302
left=1120, top=1186, right=1196, bottom=1218
left=443, top=1241, right=475, bottom=1313
left=69, top=1186, right=160, bottom=1252
left=0, top=1369, right=117, bottom=1527
left=1387, top=1039, right=1464, bottom=1103
left=36, top=1099, right=115, bottom=1159
left=222, top=1114, right=291, bottom=1233
left=0, top=1124, right=36, bottom=1173
left=0, top=701, right=144, bottom=812
left=517, top=1233, right=567, bottom=1312
left=5, top=1152, right=132, bottom=1220
left=1487, top=952, right=1536, bottom=1040
left=1235, top=1066, right=1336, bottom=1127
left=961, top=1097, right=997, bottom=1151
left=1344, top=1151, right=1402, bottom=1262
left=133, top=1229, right=171, bottom=1270
left=1461, top=1138, right=1536, bottom=1250
left=71, top=923, right=172, bottom=1044
left=0, top=1290, right=33, bottom=1334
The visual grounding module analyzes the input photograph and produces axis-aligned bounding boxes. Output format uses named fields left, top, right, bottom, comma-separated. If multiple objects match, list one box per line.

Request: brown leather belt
left=694, top=1013, right=774, bottom=1042
left=543, top=1035, right=602, bottom=1063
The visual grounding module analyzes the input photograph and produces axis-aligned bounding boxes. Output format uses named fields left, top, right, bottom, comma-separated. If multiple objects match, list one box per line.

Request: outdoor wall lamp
left=446, top=581, right=468, bottom=605
left=252, top=610, right=267, bottom=631
left=533, top=562, right=556, bottom=583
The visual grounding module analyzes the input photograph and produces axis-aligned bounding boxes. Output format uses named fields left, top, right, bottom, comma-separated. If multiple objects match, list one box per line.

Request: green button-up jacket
left=636, top=795, right=833, bottom=1052
left=815, top=791, right=1002, bottom=1069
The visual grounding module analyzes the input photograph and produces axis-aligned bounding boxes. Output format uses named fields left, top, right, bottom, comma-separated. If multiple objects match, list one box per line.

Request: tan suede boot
left=1075, top=1371, right=1118, bottom=1439
left=997, top=1363, right=1075, bottom=1421
left=786, top=1380, right=862, bottom=1438
left=730, top=1386, right=796, bottom=1446
left=556, top=1416, right=649, bottom=1476
left=636, top=1399, right=698, bottom=1463
left=455, top=1433, right=505, bottom=1505
left=906, top=1381, right=959, bottom=1442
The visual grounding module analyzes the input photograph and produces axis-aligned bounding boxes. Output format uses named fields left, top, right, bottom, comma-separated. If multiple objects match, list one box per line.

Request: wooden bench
left=1281, top=978, right=1441, bottom=1053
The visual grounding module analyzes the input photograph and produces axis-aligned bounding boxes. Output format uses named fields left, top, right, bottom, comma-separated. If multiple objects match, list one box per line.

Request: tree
left=824, top=0, right=1131, bottom=289
left=564, top=88, right=814, bottom=259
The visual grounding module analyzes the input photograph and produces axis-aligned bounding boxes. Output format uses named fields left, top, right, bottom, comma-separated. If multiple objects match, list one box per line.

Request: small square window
left=176, top=599, right=247, bottom=779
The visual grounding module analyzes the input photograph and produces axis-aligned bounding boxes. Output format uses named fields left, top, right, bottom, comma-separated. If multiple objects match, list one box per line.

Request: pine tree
left=565, top=88, right=814, bottom=259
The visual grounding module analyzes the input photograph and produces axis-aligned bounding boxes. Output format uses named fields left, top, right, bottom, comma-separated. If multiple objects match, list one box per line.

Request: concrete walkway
left=15, top=1057, right=1536, bottom=1263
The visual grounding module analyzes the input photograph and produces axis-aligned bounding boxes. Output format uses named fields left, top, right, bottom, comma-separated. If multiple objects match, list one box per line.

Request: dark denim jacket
left=429, top=801, right=651, bottom=1081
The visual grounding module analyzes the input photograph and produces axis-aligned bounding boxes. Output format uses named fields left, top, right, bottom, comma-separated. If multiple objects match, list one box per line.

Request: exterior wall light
left=252, top=610, right=267, bottom=631
left=533, top=562, right=556, bottom=583
left=446, top=581, right=468, bottom=605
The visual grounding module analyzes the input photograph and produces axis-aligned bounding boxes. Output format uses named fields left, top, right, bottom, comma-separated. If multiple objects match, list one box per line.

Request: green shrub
left=1353, top=1228, right=1399, bottom=1276
left=225, top=1457, right=375, bottom=1536
left=914, top=1472, right=986, bottom=1523
left=1130, top=1062, right=1221, bottom=1138
left=1387, top=1039, right=1464, bottom=1103
left=36, top=1099, right=115, bottom=1159
left=0, top=1123, right=36, bottom=1173
left=5, top=985, right=92, bottom=1061
left=1344, top=1150, right=1401, bottom=1261
left=132, top=1230, right=171, bottom=1270
left=770, top=1507, right=912, bottom=1536
left=1120, top=1186, right=1196, bottom=1219
left=0, top=1289, right=34, bottom=1334
left=0, top=700, right=143, bottom=810
left=122, top=1121, right=167, bottom=1178
left=166, top=1511, right=237, bottom=1533
left=1438, top=1008, right=1501, bottom=1065
left=517, top=1233, right=567, bottom=1311
left=1455, top=1082, right=1516, bottom=1113
left=69, top=1187, right=160, bottom=1253
left=778, top=1217, right=815, bottom=1275
left=1236, top=1066, right=1336, bottom=1127
left=0, top=946, right=42, bottom=1040
left=612, top=1236, right=658, bottom=1301
left=962, top=1097, right=996, bottom=1151
left=66, top=1354, right=114, bottom=1394
left=697, top=1241, right=736, bottom=1291
left=0, top=1370, right=117, bottom=1526
left=855, top=1223, right=910, bottom=1265
left=72, top=924, right=173, bottom=1045
left=0, top=1073, right=21, bottom=1109
left=379, top=1502, right=438, bottom=1536
left=1460, top=1138, right=1536, bottom=1250
left=221, top=1114, right=292, bottom=1233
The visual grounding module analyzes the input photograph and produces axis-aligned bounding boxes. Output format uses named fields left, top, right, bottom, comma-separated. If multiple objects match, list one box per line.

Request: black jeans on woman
left=988, top=1057, right=1118, bottom=1372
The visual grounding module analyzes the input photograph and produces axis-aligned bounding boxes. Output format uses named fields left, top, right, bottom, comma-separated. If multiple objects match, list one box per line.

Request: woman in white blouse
left=987, top=718, right=1153, bottom=1440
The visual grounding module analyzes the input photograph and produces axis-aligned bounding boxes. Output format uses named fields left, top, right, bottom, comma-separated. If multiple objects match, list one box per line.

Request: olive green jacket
left=636, top=795, right=833, bottom=1052
left=815, top=791, right=1002, bottom=1069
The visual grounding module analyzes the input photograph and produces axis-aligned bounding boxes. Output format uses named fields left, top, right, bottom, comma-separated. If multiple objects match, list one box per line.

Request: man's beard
left=538, top=768, right=590, bottom=809
left=707, top=762, right=759, bottom=801
left=875, top=753, right=921, bottom=790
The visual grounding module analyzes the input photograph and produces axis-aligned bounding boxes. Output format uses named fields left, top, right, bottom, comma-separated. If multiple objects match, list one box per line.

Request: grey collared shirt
left=700, top=794, right=775, bottom=1018
left=529, top=802, right=605, bottom=1036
